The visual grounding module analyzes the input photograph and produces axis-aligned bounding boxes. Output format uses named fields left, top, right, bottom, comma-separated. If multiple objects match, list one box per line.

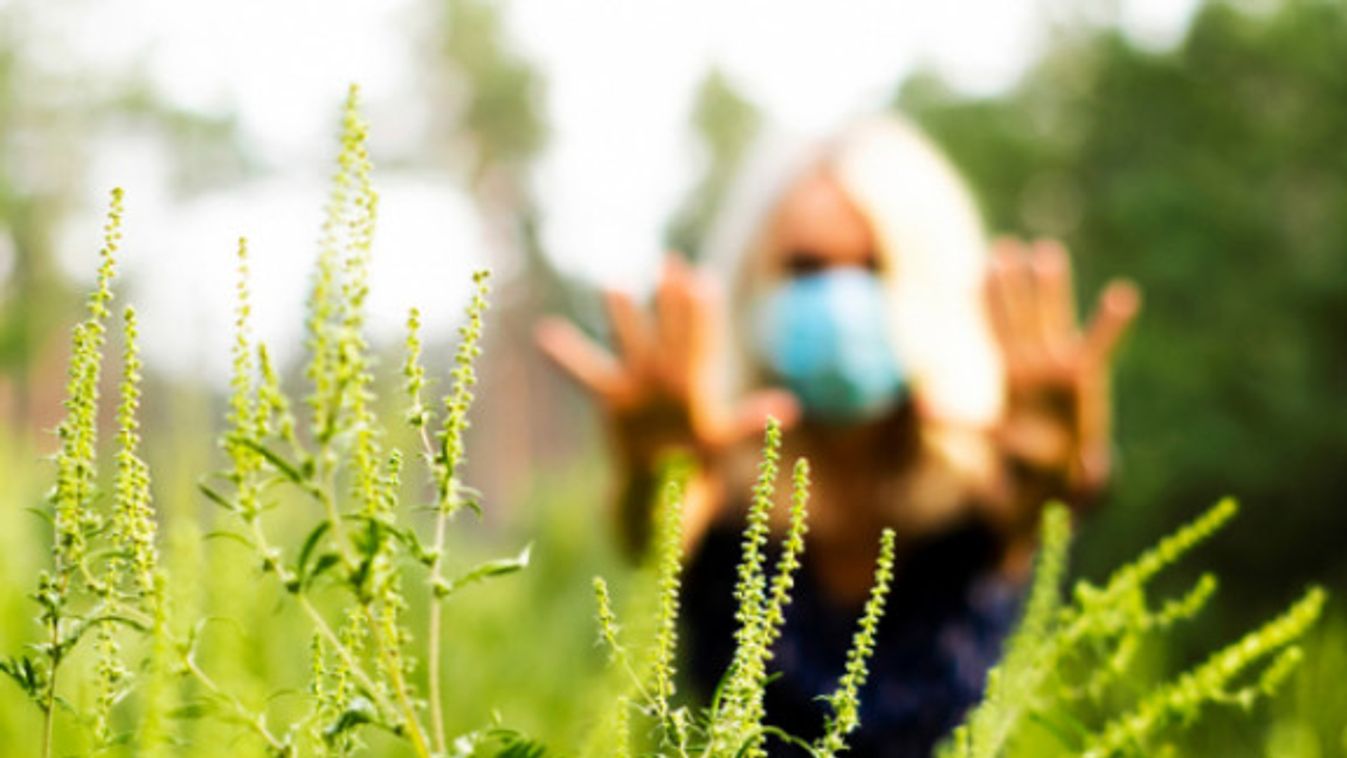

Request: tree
left=665, top=69, right=762, bottom=259
left=897, top=0, right=1347, bottom=625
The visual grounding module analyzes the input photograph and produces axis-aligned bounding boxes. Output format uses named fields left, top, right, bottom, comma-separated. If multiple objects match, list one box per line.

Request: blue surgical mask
left=753, top=268, right=907, bottom=424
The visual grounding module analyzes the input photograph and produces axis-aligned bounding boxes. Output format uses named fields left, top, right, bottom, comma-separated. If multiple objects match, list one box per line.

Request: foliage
left=586, top=427, right=898, bottom=757
left=0, top=80, right=1332, bottom=758
left=0, top=185, right=172, bottom=757
left=665, top=69, right=762, bottom=259
left=942, top=501, right=1323, bottom=758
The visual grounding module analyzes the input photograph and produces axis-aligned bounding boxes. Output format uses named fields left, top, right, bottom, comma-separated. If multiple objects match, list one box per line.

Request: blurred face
left=752, top=168, right=907, bottom=424
left=764, top=168, right=882, bottom=279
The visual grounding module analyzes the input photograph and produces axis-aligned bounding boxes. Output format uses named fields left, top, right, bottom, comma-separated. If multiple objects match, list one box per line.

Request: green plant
left=0, top=83, right=1328, bottom=758
left=193, top=85, right=535, bottom=757
left=1, top=85, right=538, bottom=758
left=943, top=499, right=1324, bottom=758
left=586, top=422, right=898, bottom=758
left=0, top=186, right=174, bottom=757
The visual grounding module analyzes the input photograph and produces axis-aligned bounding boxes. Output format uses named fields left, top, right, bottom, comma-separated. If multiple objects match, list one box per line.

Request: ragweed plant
left=1, top=83, right=1330, bottom=758
left=190, top=85, right=536, bottom=757
left=942, top=499, right=1325, bottom=758
left=0, top=188, right=170, bottom=757
left=587, top=420, right=898, bottom=758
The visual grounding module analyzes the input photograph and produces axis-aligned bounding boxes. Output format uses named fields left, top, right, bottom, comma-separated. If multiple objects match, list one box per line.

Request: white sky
left=14, top=0, right=1199, bottom=381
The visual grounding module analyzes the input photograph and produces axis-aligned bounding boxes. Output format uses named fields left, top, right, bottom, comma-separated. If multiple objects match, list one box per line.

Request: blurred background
left=1, top=0, right=1346, bottom=754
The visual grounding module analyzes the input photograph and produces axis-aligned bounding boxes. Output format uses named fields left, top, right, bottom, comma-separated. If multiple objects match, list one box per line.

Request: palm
left=984, top=238, right=1141, bottom=490
left=536, top=255, right=798, bottom=468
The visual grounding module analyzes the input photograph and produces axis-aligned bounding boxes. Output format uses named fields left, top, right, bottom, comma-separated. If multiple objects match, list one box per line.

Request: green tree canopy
left=898, top=0, right=1347, bottom=625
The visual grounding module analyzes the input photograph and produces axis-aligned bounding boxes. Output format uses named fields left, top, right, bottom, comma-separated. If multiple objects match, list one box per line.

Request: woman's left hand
left=984, top=238, right=1141, bottom=505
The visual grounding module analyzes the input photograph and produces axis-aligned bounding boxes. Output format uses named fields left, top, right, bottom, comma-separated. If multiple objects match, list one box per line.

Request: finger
left=681, top=263, right=724, bottom=374
left=1083, top=279, right=1142, bottom=365
left=534, top=317, right=625, bottom=400
left=1030, top=239, right=1076, bottom=356
left=983, top=255, right=1015, bottom=350
left=603, top=288, right=655, bottom=379
left=1075, top=371, right=1113, bottom=495
left=656, top=254, right=696, bottom=393
left=987, top=239, right=1042, bottom=368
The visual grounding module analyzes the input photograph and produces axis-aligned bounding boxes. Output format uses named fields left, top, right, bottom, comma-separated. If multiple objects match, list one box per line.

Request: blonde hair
left=705, top=114, right=1004, bottom=429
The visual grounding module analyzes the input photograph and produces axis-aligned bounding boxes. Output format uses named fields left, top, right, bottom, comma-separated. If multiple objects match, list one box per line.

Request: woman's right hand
left=535, top=255, right=799, bottom=475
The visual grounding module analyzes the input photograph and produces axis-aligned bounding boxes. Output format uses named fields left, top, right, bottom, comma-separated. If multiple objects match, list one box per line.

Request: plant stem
left=42, top=581, right=63, bottom=758
left=183, top=654, right=288, bottom=754
left=297, top=596, right=430, bottom=755
left=316, top=460, right=357, bottom=570
left=41, top=669, right=55, bottom=758
left=426, top=509, right=449, bottom=754
left=365, top=606, right=433, bottom=758
left=421, top=422, right=449, bottom=754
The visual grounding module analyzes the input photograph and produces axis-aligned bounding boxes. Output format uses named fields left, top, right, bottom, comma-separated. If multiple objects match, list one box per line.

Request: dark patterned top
left=683, top=519, right=1023, bottom=757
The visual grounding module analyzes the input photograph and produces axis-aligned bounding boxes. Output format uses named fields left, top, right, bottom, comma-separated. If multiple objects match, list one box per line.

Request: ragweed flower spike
left=426, top=269, right=492, bottom=754
left=592, top=576, right=623, bottom=659
left=113, top=306, right=159, bottom=596
left=709, top=416, right=783, bottom=754
left=438, top=269, right=492, bottom=509
left=53, top=186, right=123, bottom=579
left=742, top=457, right=812, bottom=756
left=651, top=464, right=689, bottom=717
left=96, top=314, right=149, bottom=753
left=225, top=237, right=264, bottom=522
left=307, top=82, right=373, bottom=445
left=403, top=307, right=428, bottom=430
left=817, top=528, right=897, bottom=757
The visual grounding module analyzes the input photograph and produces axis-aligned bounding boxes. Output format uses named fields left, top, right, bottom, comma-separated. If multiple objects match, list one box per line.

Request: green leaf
left=203, top=530, right=254, bottom=549
left=323, top=696, right=378, bottom=742
left=457, top=484, right=485, bottom=517
left=305, top=554, right=341, bottom=590
left=239, top=438, right=306, bottom=484
left=24, top=507, right=54, bottom=527
left=382, top=522, right=436, bottom=565
left=197, top=481, right=234, bottom=511
left=437, top=544, right=532, bottom=599
left=167, top=701, right=214, bottom=720
left=0, top=655, right=45, bottom=701
left=295, top=521, right=332, bottom=583
left=449, top=728, right=547, bottom=758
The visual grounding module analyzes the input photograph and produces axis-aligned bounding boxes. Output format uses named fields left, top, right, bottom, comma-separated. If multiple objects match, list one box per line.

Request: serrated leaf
left=0, top=655, right=45, bottom=700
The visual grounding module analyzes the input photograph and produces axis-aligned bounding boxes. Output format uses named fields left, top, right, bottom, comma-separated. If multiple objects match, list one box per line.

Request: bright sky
left=16, top=0, right=1199, bottom=381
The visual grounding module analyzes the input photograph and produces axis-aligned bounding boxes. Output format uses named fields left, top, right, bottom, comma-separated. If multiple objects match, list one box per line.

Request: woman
left=536, top=116, right=1140, bottom=755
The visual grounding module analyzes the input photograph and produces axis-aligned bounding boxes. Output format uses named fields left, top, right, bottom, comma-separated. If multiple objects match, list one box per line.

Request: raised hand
left=984, top=238, right=1141, bottom=502
left=535, top=254, right=799, bottom=474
